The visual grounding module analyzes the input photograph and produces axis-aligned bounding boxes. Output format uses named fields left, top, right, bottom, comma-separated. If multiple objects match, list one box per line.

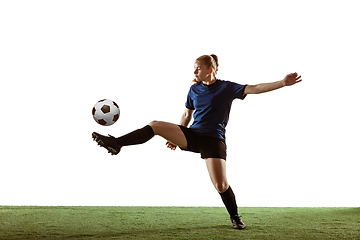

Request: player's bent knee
left=149, top=120, right=158, bottom=124
left=148, top=120, right=165, bottom=135
left=149, top=120, right=158, bottom=127
left=214, top=182, right=229, bottom=193
left=149, top=120, right=160, bottom=126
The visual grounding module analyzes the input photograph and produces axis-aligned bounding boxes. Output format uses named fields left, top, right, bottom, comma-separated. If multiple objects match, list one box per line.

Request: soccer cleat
left=92, top=132, right=121, bottom=155
left=230, top=215, right=246, bottom=230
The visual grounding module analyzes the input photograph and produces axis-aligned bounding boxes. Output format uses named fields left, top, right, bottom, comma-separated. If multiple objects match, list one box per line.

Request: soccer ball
left=92, top=99, right=120, bottom=126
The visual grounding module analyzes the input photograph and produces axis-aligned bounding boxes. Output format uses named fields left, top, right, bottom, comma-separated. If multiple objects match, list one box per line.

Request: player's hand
left=283, top=72, right=302, bottom=86
left=166, top=141, right=177, bottom=150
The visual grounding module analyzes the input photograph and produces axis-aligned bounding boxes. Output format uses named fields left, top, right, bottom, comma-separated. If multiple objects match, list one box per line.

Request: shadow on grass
left=63, top=224, right=235, bottom=239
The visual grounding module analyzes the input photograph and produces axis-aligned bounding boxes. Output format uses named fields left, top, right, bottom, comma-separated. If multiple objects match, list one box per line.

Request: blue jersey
left=185, top=79, right=247, bottom=140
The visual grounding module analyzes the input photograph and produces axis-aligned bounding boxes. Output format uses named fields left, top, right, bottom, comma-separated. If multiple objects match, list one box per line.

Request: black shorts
left=178, top=125, right=227, bottom=160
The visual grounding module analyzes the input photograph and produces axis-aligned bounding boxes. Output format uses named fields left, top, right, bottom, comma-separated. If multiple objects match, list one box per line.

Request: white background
left=1, top=0, right=359, bottom=207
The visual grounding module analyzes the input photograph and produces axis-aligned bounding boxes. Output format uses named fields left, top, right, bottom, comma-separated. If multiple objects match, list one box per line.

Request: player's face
left=194, top=61, right=211, bottom=82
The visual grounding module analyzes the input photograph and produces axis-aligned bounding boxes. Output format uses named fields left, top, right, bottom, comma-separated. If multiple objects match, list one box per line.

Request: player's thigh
left=205, top=158, right=229, bottom=193
left=149, top=120, right=187, bottom=148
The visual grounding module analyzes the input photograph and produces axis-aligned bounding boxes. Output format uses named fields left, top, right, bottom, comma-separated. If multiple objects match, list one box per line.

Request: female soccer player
left=92, top=54, right=302, bottom=230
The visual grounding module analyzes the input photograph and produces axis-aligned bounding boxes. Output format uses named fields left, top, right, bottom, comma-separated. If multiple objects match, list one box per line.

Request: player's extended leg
left=205, top=158, right=246, bottom=230
left=148, top=121, right=187, bottom=149
left=92, top=121, right=187, bottom=155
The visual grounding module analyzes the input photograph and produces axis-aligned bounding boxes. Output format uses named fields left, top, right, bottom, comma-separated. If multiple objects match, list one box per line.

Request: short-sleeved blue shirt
left=185, top=79, right=247, bottom=140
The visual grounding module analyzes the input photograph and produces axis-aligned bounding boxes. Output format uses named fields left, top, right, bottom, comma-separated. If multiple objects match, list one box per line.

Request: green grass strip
left=0, top=206, right=359, bottom=239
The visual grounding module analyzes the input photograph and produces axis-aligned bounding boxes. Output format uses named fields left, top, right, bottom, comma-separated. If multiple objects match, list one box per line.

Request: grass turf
left=0, top=206, right=359, bottom=239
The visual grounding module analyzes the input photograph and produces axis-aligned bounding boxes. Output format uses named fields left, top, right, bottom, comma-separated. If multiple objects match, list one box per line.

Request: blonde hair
left=193, top=54, right=219, bottom=84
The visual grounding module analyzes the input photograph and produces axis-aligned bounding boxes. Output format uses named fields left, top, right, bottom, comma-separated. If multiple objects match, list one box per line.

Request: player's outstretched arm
left=244, top=72, right=302, bottom=94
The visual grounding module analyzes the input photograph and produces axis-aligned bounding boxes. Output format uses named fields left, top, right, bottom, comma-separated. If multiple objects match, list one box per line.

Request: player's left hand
left=166, top=141, right=177, bottom=150
left=283, top=72, right=302, bottom=86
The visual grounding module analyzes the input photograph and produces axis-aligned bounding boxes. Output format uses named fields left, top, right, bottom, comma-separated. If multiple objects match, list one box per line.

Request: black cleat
left=231, top=215, right=246, bottom=230
left=92, top=132, right=121, bottom=155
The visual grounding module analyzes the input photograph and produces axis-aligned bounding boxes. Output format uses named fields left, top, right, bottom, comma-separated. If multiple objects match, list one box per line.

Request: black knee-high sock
left=116, top=125, right=154, bottom=146
left=219, top=186, right=238, bottom=217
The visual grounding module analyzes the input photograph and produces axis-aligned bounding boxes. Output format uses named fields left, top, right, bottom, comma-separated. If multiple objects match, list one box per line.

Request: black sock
left=219, top=186, right=238, bottom=217
left=116, top=125, right=155, bottom=146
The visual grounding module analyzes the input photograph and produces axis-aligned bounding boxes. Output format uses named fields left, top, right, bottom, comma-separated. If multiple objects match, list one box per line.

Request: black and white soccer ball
left=92, top=99, right=120, bottom=126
